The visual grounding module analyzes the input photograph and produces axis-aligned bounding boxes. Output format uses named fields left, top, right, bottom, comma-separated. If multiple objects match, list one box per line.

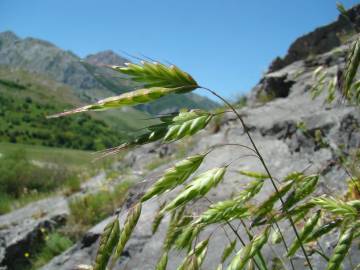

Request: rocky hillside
left=1, top=4, right=360, bottom=270
left=0, top=31, right=218, bottom=114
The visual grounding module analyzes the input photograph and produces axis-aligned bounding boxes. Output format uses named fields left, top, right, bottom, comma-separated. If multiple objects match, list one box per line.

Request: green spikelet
left=93, top=217, right=120, bottom=270
left=163, top=207, right=190, bottom=251
left=181, top=255, right=199, bottom=270
left=221, top=240, right=237, bottom=263
left=311, top=196, right=358, bottom=218
left=326, top=226, right=355, bottom=270
left=196, top=199, right=249, bottom=226
left=48, top=61, right=199, bottom=118
left=142, top=154, right=205, bottom=202
left=48, top=87, right=182, bottom=118
left=163, top=110, right=213, bottom=142
left=305, top=219, right=342, bottom=243
left=112, top=61, right=198, bottom=91
left=271, top=228, right=282, bottom=244
left=287, top=210, right=321, bottom=257
left=291, top=202, right=316, bottom=224
left=155, top=252, right=168, bottom=270
left=246, top=260, right=255, bottom=270
left=227, top=226, right=271, bottom=270
left=252, top=181, right=294, bottom=226
left=342, top=38, right=360, bottom=99
left=195, top=179, right=263, bottom=226
left=336, top=2, right=347, bottom=14
left=112, top=203, right=142, bottom=263
left=175, top=224, right=201, bottom=250
left=152, top=202, right=167, bottom=234
left=311, top=66, right=327, bottom=99
left=327, top=75, right=337, bottom=103
left=177, top=238, right=209, bottom=270
left=163, top=167, right=226, bottom=212
left=238, top=170, right=269, bottom=180
left=282, top=175, right=319, bottom=211
left=283, top=171, right=304, bottom=182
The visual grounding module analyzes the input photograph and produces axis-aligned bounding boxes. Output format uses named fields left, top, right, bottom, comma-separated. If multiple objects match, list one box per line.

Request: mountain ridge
left=0, top=31, right=218, bottom=114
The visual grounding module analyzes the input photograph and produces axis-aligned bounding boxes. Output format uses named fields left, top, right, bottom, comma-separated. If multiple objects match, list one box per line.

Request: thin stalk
left=239, top=219, right=269, bottom=270
left=272, top=223, right=296, bottom=270
left=268, top=243, right=289, bottom=270
left=312, top=249, right=329, bottom=261
left=200, top=86, right=314, bottom=270
left=225, top=220, right=265, bottom=270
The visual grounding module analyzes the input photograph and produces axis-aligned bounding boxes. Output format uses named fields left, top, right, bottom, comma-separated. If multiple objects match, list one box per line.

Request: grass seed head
left=112, top=203, right=142, bottom=263
left=93, top=217, right=120, bottom=270
left=326, top=226, right=354, bottom=270
left=155, top=252, right=168, bottom=270
left=287, top=210, right=321, bottom=257
left=163, top=167, right=226, bottom=212
left=141, top=154, right=205, bottom=202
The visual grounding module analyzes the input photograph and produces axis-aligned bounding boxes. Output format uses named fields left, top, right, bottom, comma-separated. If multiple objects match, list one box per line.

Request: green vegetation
left=0, top=142, right=94, bottom=168
left=29, top=232, right=73, bottom=270
left=0, top=67, right=156, bottom=151
left=0, top=149, right=80, bottom=214
left=256, top=90, right=276, bottom=104
left=65, top=180, right=132, bottom=238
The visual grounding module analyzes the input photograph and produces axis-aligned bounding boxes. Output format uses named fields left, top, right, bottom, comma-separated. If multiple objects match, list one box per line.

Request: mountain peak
left=0, top=31, right=20, bottom=46
left=84, top=50, right=129, bottom=66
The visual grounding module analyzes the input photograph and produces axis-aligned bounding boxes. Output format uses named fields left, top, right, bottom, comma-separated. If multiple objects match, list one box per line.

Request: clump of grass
left=0, top=149, right=81, bottom=214
left=257, top=90, right=276, bottom=104
left=66, top=181, right=132, bottom=236
left=145, top=156, right=172, bottom=171
left=29, top=232, right=73, bottom=269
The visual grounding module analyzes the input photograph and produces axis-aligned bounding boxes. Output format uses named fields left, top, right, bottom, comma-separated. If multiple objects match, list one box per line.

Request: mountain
left=0, top=31, right=218, bottom=113
left=85, top=50, right=128, bottom=66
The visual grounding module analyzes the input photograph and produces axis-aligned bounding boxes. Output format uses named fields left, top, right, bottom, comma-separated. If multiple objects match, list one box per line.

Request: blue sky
left=0, top=0, right=358, bottom=100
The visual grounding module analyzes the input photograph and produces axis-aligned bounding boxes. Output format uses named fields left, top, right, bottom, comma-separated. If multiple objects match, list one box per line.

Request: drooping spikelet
left=221, top=240, right=237, bottom=263
left=282, top=175, right=319, bottom=211
left=112, top=61, right=198, bottom=91
left=141, top=154, right=205, bottom=202
left=163, top=110, right=213, bottom=142
left=305, top=219, right=342, bottom=243
left=311, top=196, right=358, bottom=219
left=287, top=210, right=321, bottom=257
left=342, top=38, right=360, bottom=99
left=163, top=167, right=227, bottom=212
left=152, top=202, right=167, bottom=234
left=227, top=226, right=271, bottom=270
left=238, top=170, right=269, bottom=180
left=326, top=226, right=355, bottom=270
left=48, top=87, right=181, bottom=118
left=93, top=217, right=120, bottom=270
left=112, top=203, right=142, bottom=263
left=48, top=61, right=199, bottom=118
left=252, top=181, right=294, bottom=226
left=177, top=238, right=209, bottom=270
left=155, top=251, right=168, bottom=270
left=194, top=178, right=264, bottom=227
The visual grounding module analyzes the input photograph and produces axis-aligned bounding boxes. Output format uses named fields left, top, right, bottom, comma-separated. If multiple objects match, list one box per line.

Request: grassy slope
left=0, top=67, right=157, bottom=150
left=0, top=142, right=93, bottom=168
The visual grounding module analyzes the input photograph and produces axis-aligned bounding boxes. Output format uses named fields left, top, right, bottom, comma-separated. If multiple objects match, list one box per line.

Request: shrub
left=66, top=181, right=132, bottom=236
left=0, top=149, right=81, bottom=213
left=30, top=232, right=73, bottom=269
